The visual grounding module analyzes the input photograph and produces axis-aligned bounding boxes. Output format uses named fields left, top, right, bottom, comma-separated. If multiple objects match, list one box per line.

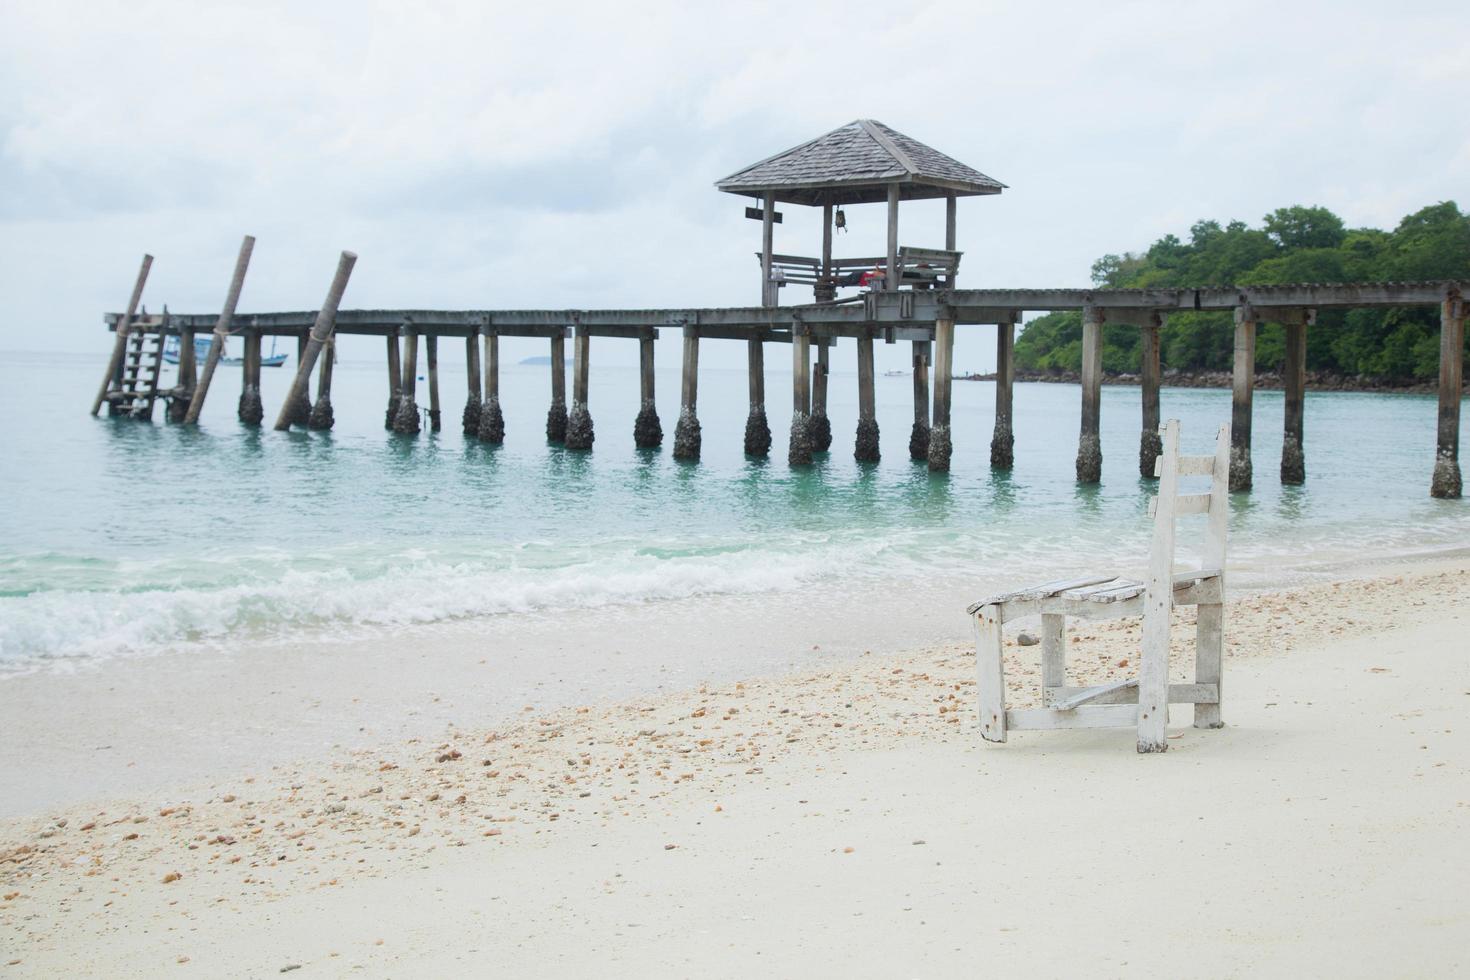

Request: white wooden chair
left=968, top=420, right=1229, bottom=753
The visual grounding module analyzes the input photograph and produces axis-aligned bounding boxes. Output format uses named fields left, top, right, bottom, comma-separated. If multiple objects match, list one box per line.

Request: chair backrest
left=1147, top=420, right=1231, bottom=588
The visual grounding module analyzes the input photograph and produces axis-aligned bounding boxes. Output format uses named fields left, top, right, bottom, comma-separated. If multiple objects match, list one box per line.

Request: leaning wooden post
left=810, top=338, right=832, bottom=451
left=744, top=337, right=771, bottom=456
left=238, top=329, right=263, bottom=425
left=909, top=339, right=931, bottom=460
left=307, top=337, right=335, bottom=430
left=927, top=314, right=955, bottom=471
left=546, top=331, right=568, bottom=443
left=1281, top=314, right=1309, bottom=484
left=633, top=328, right=662, bottom=448
left=885, top=183, right=900, bottom=291
left=672, top=324, right=701, bottom=461
left=462, top=329, right=482, bottom=436
left=477, top=326, right=505, bottom=444
left=384, top=334, right=401, bottom=430
left=855, top=328, right=880, bottom=463
left=565, top=325, right=595, bottom=450
left=1229, top=304, right=1256, bottom=492
left=991, top=319, right=1015, bottom=469
left=788, top=321, right=812, bottom=466
left=1075, top=305, right=1105, bottom=483
left=92, top=253, right=153, bottom=416
left=425, top=334, right=442, bottom=432
left=1138, top=312, right=1163, bottom=478
left=273, top=251, right=356, bottom=431
left=184, top=235, right=255, bottom=424
left=393, top=322, right=421, bottom=435
left=1431, top=287, right=1465, bottom=498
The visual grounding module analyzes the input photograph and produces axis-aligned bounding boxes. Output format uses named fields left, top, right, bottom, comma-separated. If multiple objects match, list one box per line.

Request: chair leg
left=1041, top=613, right=1065, bottom=704
left=1194, top=603, right=1224, bottom=729
left=975, top=605, right=1007, bottom=743
left=1137, top=595, right=1170, bottom=753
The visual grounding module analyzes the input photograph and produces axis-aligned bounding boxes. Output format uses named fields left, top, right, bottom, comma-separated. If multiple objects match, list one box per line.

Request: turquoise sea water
left=1, top=344, right=1466, bottom=673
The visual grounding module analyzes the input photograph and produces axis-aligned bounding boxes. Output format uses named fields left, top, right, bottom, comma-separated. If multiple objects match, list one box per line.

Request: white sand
left=3, top=564, right=1468, bottom=976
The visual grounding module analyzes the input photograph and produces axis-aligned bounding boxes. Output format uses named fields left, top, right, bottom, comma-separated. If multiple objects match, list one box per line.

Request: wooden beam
left=761, top=193, right=776, bottom=307
left=274, top=251, right=356, bottom=431
left=885, top=183, right=900, bottom=291
left=184, top=235, right=255, bottom=424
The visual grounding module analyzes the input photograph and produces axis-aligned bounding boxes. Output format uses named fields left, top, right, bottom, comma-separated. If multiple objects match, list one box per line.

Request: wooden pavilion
left=715, top=119, right=1006, bottom=305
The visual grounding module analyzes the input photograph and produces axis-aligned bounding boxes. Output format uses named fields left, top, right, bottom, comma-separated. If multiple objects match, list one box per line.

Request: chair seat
left=968, top=568, right=1221, bottom=615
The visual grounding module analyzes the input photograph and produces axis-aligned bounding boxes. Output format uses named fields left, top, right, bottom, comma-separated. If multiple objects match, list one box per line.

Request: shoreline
left=957, top=368, right=1467, bottom=395
left=3, top=557, right=1468, bottom=975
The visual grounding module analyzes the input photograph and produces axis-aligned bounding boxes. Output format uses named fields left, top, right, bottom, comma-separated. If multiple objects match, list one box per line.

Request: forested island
left=1001, top=202, right=1470, bottom=390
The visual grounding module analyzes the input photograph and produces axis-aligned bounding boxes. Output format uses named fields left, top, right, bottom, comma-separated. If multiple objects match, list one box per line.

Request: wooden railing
left=757, top=246, right=962, bottom=298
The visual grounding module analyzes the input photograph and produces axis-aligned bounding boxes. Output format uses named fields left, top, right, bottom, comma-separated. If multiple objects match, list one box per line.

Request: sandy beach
left=3, top=560, right=1467, bottom=976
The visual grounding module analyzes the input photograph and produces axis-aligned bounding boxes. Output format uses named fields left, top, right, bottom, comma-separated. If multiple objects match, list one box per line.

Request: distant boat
left=882, top=369, right=908, bottom=377
left=520, top=355, right=573, bottom=366
left=164, top=335, right=288, bottom=367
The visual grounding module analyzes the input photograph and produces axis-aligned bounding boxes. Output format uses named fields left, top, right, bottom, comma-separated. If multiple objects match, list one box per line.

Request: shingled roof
left=716, top=120, right=1006, bottom=207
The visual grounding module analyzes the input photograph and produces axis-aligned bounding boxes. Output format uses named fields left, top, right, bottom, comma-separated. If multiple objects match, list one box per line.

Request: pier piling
left=634, top=330, right=661, bottom=448
left=855, top=331, right=880, bottom=463
left=1432, top=288, right=1464, bottom=498
left=927, top=314, right=954, bottom=471
left=384, top=335, right=401, bottom=430
left=168, top=322, right=197, bottom=423
left=92, top=254, right=153, bottom=416
left=789, top=327, right=812, bottom=465
left=1075, top=306, right=1104, bottom=483
left=1281, top=315, right=1309, bottom=484
left=546, top=332, right=568, bottom=443
left=238, top=330, right=263, bottom=425
left=393, top=324, right=421, bottom=435
left=275, top=250, right=356, bottom=431
left=478, top=328, right=505, bottom=444
left=462, top=332, right=481, bottom=435
left=673, top=327, right=701, bottom=460
left=307, top=337, right=335, bottom=430
left=810, top=339, right=832, bottom=451
left=1139, top=313, right=1163, bottom=478
left=284, top=335, right=312, bottom=427
left=991, top=320, right=1015, bottom=469
left=744, top=338, right=771, bottom=456
left=1229, top=305, right=1256, bottom=492
left=909, top=339, right=931, bottom=460
left=426, top=335, right=442, bottom=432
left=566, top=327, right=594, bottom=450
left=184, top=235, right=255, bottom=425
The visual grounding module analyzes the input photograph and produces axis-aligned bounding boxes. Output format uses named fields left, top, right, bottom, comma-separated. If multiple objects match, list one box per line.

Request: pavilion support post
left=634, top=331, right=662, bottom=449
left=477, top=328, right=505, bottom=444
left=274, top=251, right=355, bottom=431
left=425, top=334, right=442, bottom=432
left=92, top=253, right=153, bottom=416
left=546, top=331, right=568, bottom=443
left=168, top=323, right=197, bottom=423
left=815, top=201, right=834, bottom=303
left=744, top=337, right=771, bottom=456
left=1281, top=317, right=1308, bottom=485
left=810, top=338, right=832, bottom=451
left=855, top=330, right=880, bottom=463
left=184, top=234, right=255, bottom=424
left=307, top=336, right=335, bottom=430
left=1076, top=306, right=1104, bottom=483
left=1139, top=314, right=1163, bottom=478
left=909, top=339, right=931, bottom=461
left=1431, top=288, right=1464, bottom=498
left=672, top=327, right=701, bottom=461
left=462, top=332, right=482, bottom=436
left=1230, top=305, right=1257, bottom=492
left=566, top=327, right=595, bottom=450
left=238, top=331, right=263, bottom=426
left=393, top=324, right=421, bottom=435
left=885, top=184, right=900, bottom=291
left=384, top=334, right=401, bottom=430
left=760, top=193, right=776, bottom=307
left=283, top=334, right=312, bottom=428
left=789, top=327, right=812, bottom=466
left=928, top=315, right=955, bottom=472
left=945, top=192, right=957, bottom=287
left=991, top=320, right=1015, bottom=469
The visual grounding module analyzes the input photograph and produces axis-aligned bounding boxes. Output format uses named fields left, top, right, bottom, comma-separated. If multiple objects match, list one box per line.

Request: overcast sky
left=2, top=0, right=1467, bottom=373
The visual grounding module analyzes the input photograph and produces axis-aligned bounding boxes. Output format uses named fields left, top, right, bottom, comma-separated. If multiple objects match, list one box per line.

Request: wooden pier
left=91, top=120, right=1468, bottom=499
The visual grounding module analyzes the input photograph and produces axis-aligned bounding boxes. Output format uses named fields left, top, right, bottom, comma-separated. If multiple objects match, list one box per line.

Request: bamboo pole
left=184, top=235, right=255, bottom=424
left=92, top=254, right=153, bottom=415
left=273, top=251, right=356, bottom=431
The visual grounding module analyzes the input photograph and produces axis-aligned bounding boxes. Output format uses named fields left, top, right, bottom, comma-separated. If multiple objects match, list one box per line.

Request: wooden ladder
left=116, top=330, right=166, bottom=419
